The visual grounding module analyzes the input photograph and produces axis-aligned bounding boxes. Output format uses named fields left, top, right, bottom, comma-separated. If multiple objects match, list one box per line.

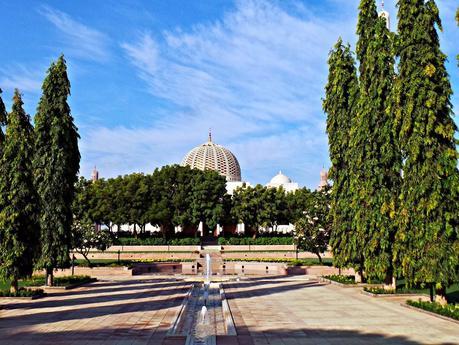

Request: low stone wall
left=132, top=263, right=183, bottom=275
left=90, top=245, right=201, bottom=252
left=288, top=266, right=355, bottom=276
left=182, top=261, right=287, bottom=276
left=221, top=245, right=295, bottom=251
left=35, top=266, right=133, bottom=278
left=221, top=251, right=332, bottom=260
left=74, top=252, right=199, bottom=261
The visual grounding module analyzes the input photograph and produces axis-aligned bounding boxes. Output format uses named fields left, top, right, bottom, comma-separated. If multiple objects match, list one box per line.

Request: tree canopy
left=33, top=56, right=80, bottom=286
left=0, top=90, right=39, bottom=293
left=323, top=38, right=360, bottom=270
left=393, top=0, right=459, bottom=292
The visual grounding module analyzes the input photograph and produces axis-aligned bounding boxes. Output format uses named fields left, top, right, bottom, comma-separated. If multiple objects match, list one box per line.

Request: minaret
left=91, top=166, right=99, bottom=182
left=318, top=168, right=329, bottom=191
left=379, top=0, right=390, bottom=30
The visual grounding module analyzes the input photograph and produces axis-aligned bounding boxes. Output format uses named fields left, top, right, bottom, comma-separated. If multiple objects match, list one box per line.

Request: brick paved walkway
left=0, top=277, right=190, bottom=345
left=224, top=276, right=459, bottom=345
left=1, top=276, right=458, bottom=345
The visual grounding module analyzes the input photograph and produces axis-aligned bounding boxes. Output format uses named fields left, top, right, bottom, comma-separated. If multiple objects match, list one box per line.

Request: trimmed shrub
left=114, top=237, right=200, bottom=246
left=0, top=288, right=44, bottom=297
left=323, top=275, right=356, bottom=284
left=407, top=300, right=459, bottom=321
left=218, top=236, right=293, bottom=245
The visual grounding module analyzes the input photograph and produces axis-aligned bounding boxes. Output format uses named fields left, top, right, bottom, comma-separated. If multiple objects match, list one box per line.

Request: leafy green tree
left=356, top=0, right=378, bottom=79
left=286, top=187, right=314, bottom=223
left=294, top=188, right=331, bottom=263
left=73, top=177, right=93, bottom=222
left=351, top=12, right=401, bottom=287
left=323, top=39, right=360, bottom=272
left=188, top=170, right=227, bottom=235
left=146, top=165, right=196, bottom=238
left=393, top=0, right=459, bottom=301
left=123, top=173, right=150, bottom=236
left=0, top=90, right=39, bottom=293
left=457, top=7, right=459, bottom=64
left=33, top=56, right=80, bottom=286
left=232, top=185, right=278, bottom=237
left=0, top=89, right=6, bottom=153
left=71, top=220, right=112, bottom=266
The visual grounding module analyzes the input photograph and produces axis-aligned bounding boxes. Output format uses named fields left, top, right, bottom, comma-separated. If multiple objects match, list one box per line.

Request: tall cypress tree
left=350, top=14, right=401, bottom=288
left=323, top=39, right=360, bottom=272
left=34, top=56, right=80, bottom=286
left=394, top=0, right=459, bottom=301
left=0, top=88, right=7, bottom=152
left=0, top=90, right=39, bottom=293
left=356, top=0, right=378, bottom=79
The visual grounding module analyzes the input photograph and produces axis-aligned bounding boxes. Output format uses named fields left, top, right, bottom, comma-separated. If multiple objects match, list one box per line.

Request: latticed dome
left=181, top=133, right=241, bottom=182
left=269, top=171, right=292, bottom=185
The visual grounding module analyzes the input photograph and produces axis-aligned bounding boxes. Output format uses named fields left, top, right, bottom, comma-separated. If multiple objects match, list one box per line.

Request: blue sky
left=0, top=0, right=457, bottom=189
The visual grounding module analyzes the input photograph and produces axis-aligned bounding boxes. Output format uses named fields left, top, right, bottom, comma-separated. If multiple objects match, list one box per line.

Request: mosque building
left=181, top=131, right=327, bottom=194
left=96, top=132, right=329, bottom=235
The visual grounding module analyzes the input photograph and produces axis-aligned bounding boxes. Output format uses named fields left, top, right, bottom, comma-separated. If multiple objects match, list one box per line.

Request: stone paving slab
left=0, top=277, right=191, bottom=345
left=223, top=277, right=459, bottom=345
left=2, top=275, right=459, bottom=345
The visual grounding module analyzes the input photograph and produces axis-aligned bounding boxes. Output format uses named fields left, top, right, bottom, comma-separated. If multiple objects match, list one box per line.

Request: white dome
left=269, top=171, right=292, bottom=185
left=181, top=134, right=241, bottom=182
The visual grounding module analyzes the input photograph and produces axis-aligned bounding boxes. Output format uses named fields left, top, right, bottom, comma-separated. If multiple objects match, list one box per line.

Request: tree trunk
left=429, top=284, right=434, bottom=302
left=46, top=267, right=54, bottom=287
left=435, top=285, right=448, bottom=306
left=355, top=266, right=363, bottom=283
left=383, top=269, right=396, bottom=291
left=81, top=251, right=92, bottom=267
left=10, top=278, right=19, bottom=294
left=315, top=252, right=323, bottom=264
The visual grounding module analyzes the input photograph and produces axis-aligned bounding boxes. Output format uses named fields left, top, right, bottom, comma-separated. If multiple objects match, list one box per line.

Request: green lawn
left=0, top=275, right=93, bottom=290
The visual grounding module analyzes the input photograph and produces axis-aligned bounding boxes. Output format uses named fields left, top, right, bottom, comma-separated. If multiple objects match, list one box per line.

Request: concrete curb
left=401, top=303, right=459, bottom=325
left=319, top=277, right=383, bottom=289
left=42, top=278, right=97, bottom=291
left=361, top=290, right=430, bottom=299
left=0, top=293, right=46, bottom=300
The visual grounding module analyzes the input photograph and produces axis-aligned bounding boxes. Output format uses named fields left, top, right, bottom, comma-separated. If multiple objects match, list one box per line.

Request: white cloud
left=39, top=5, right=110, bottom=62
left=0, top=64, right=43, bottom=94
left=83, top=0, right=354, bottom=187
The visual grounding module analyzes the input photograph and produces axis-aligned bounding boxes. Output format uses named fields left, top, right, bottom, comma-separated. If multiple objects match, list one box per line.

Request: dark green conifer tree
left=356, top=0, right=378, bottom=78
left=394, top=0, right=459, bottom=300
left=0, top=90, right=39, bottom=293
left=350, top=14, right=401, bottom=288
left=0, top=88, right=7, bottom=152
left=323, top=39, right=360, bottom=272
left=34, top=56, right=80, bottom=286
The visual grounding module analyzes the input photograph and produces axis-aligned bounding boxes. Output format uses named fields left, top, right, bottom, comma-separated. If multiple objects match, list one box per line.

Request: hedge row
left=218, top=236, right=293, bottom=245
left=407, top=300, right=459, bottom=321
left=0, top=288, right=44, bottom=297
left=115, top=237, right=201, bottom=246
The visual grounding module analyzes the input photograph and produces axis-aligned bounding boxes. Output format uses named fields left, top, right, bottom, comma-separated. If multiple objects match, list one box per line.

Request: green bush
left=75, top=259, right=194, bottom=268
left=0, top=288, right=44, bottom=297
left=223, top=258, right=333, bottom=266
left=114, top=237, right=200, bottom=246
left=407, top=300, right=459, bottom=321
left=25, top=275, right=92, bottom=287
left=168, top=237, right=201, bottom=245
left=364, top=287, right=395, bottom=294
left=218, top=236, right=293, bottom=245
left=323, top=275, right=356, bottom=284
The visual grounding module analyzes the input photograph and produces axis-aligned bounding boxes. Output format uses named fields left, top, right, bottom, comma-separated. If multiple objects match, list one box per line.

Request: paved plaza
left=0, top=276, right=458, bottom=345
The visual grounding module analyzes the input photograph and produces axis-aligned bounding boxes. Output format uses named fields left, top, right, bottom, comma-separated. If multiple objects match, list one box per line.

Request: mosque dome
left=269, top=171, right=292, bottom=185
left=181, top=132, right=241, bottom=182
